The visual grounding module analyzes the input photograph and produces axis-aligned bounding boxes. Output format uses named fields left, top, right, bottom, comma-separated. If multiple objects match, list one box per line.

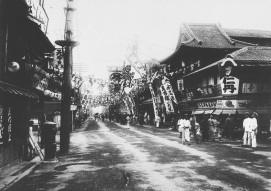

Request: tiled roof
left=178, top=23, right=255, bottom=49
left=225, top=28, right=271, bottom=39
left=229, top=46, right=271, bottom=62
left=160, top=23, right=256, bottom=64
left=0, top=81, right=39, bottom=100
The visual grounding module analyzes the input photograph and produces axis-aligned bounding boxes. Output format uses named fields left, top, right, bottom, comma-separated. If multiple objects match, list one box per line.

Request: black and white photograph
left=0, top=0, right=271, bottom=190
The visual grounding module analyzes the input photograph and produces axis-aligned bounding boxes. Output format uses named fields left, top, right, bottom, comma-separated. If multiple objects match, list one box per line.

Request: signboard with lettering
left=216, top=100, right=268, bottom=109
left=198, top=101, right=216, bottom=109
left=237, top=100, right=268, bottom=109
left=164, top=83, right=177, bottom=104
left=221, top=76, right=239, bottom=96
left=216, top=100, right=223, bottom=108
left=160, top=85, right=174, bottom=113
left=149, top=84, right=159, bottom=118
left=222, top=100, right=237, bottom=108
left=242, top=83, right=271, bottom=93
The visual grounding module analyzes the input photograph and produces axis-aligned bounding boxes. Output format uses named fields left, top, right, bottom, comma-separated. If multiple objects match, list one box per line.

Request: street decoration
left=7, top=61, right=20, bottom=72
left=160, top=85, right=174, bottom=113
left=149, top=83, right=159, bottom=118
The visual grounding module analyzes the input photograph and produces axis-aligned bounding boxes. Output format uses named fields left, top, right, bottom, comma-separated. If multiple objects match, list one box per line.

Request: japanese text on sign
left=160, top=85, right=174, bottom=113
left=198, top=101, right=216, bottom=108
left=221, top=76, right=239, bottom=96
left=149, top=84, right=159, bottom=118
left=164, top=83, right=178, bottom=104
left=242, top=83, right=271, bottom=93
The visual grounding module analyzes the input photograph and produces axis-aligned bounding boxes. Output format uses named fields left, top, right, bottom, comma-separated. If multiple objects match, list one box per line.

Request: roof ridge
left=231, top=39, right=257, bottom=46
left=228, top=46, right=249, bottom=58
left=181, top=23, right=193, bottom=39
left=186, top=23, right=219, bottom=26
left=247, top=46, right=271, bottom=50
left=216, top=24, right=235, bottom=45
left=225, top=28, right=271, bottom=33
left=184, top=23, right=202, bottom=45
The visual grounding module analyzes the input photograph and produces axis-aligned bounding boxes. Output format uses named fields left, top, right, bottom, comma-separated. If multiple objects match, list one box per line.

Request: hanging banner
left=160, top=85, right=174, bottom=113
left=163, top=83, right=177, bottom=104
left=149, top=83, right=159, bottom=118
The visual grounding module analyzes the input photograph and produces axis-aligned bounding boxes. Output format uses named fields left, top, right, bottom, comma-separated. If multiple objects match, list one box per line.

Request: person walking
left=225, top=114, right=236, bottom=140
left=182, top=114, right=191, bottom=145
left=251, top=112, right=258, bottom=148
left=177, top=115, right=184, bottom=138
left=190, top=114, right=197, bottom=142
left=213, top=116, right=222, bottom=141
left=242, top=112, right=252, bottom=147
left=208, top=115, right=215, bottom=141
left=155, top=115, right=161, bottom=128
left=200, top=115, right=209, bottom=141
left=195, top=121, right=202, bottom=143
left=126, top=115, right=131, bottom=129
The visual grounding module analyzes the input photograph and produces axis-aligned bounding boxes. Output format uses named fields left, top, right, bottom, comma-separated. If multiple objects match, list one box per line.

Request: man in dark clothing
left=190, top=114, right=197, bottom=141
left=200, top=115, right=209, bottom=141
left=225, top=114, right=236, bottom=140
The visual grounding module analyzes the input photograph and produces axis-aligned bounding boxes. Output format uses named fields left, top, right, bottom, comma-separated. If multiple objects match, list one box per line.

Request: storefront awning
left=212, top=109, right=223, bottom=115
left=204, top=110, right=214, bottom=114
left=237, top=110, right=253, bottom=114
left=222, top=109, right=236, bottom=115
left=0, top=81, right=39, bottom=100
left=193, top=110, right=205, bottom=115
left=255, top=109, right=271, bottom=114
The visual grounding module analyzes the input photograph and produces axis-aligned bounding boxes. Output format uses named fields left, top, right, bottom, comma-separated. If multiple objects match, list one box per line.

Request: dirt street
left=6, top=118, right=271, bottom=191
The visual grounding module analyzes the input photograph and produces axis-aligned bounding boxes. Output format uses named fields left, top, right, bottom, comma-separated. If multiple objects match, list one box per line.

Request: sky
left=45, top=0, right=271, bottom=79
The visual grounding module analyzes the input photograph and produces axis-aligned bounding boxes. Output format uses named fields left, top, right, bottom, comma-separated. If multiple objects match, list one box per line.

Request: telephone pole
left=55, top=0, right=79, bottom=153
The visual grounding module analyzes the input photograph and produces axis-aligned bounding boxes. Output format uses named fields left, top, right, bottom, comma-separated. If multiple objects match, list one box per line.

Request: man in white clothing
left=182, top=114, right=191, bottom=145
left=177, top=115, right=184, bottom=138
left=243, top=112, right=252, bottom=147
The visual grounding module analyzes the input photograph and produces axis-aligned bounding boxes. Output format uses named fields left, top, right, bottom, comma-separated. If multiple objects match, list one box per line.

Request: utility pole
left=56, top=0, right=79, bottom=153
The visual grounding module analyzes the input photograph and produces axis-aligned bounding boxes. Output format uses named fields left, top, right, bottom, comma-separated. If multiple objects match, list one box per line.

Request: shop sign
left=25, top=0, right=49, bottom=33
left=163, top=83, right=177, bottom=104
left=221, top=100, right=237, bottom=108
left=160, top=85, right=174, bottom=113
left=221, top=76, right=239, bottom=96
left=242, top=83, right=271, bottom=93
left=216, top=100, right=223, bottom=108
left=198, top=101, right=216, bottom=108
left=149, top=84, right=159, bottom=117
left=237, top=100, right=268, bottom=109
left=177, top=79, right=184, bottom=91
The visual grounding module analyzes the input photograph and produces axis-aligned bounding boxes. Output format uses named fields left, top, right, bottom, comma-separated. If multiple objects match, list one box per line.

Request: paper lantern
left=44, top=90, right=50, bottom=96
left=8, top=62, right=20, bottom=72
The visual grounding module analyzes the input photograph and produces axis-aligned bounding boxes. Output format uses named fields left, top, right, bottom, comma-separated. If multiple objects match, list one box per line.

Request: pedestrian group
left=177, top=112, right=258, bottom=148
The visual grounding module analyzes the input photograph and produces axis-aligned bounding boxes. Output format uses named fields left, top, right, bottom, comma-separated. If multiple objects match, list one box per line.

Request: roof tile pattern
left=225, top=28, right=271, bottom=39
left=0, top=81, right=39, bottom=100
left=180, top=23, right=255, bottom=49
left=230, top=46, right=271, bottom=62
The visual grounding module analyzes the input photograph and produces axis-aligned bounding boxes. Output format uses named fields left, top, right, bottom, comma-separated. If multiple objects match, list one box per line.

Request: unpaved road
left=7, top=119, right=271, bottom=191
